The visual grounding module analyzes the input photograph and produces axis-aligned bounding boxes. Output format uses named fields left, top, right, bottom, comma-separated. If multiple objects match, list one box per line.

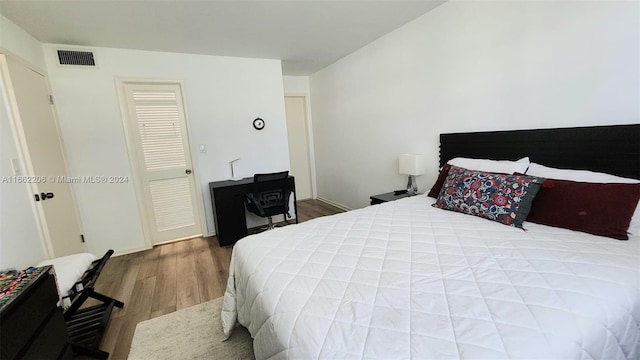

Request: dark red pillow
left=427, top=164, right=452, bottom=198
left=526, top=179, right=640, bottom=240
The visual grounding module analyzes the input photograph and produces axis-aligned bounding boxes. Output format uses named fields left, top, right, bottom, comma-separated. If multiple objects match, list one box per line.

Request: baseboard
left=316, top=197, right=352, bottom=212
left=112, top=245, right=149, bottom=257
left=154, top=234, right=202, bottom=246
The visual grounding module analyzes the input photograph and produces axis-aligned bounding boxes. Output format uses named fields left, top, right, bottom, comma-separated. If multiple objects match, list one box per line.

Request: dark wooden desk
left=209, top=176, right=297, bottom=246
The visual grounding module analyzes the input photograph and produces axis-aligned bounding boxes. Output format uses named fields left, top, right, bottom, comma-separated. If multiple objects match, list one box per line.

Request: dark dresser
left=0, top=266, right=72, bottom=360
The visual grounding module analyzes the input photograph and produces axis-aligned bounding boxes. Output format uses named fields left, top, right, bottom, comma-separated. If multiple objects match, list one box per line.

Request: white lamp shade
left=398, top=154, right=426, bottom=176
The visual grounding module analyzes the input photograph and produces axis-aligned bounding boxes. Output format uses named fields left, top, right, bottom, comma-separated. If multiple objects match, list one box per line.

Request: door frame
left=284, top=93, right=317, bottom=199
left=115, top=78, right=207, bottom=249
left=0, top=50, right=86, bottom=258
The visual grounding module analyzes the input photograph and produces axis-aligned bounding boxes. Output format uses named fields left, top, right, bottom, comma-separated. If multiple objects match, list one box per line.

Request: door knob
left=40, top=192, right=54, bottom=200
left=185, top=169, right=192, bottom=174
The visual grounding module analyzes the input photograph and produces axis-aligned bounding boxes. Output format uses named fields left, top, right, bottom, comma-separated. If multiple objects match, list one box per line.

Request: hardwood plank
left=175, top=239, right=201, bottom=309
left=97, top=255, right=124, bottom=280
left=128, top=277, right=156, bottom=321
left=176, top=270, right=200, bottom=310
left=150, top=305, right=176, bottom=319
left=136, top=246, right=160, bottom=280
left=93, top=199, right=342, bottom=358
left=175, top=239, right=196, bottom=274
left=211, top=240, right=231, bottom=273
left=211, top=242, right=232, bottom=295
left=150, top=243, right=177, bottom=313
left=95, top=314, right=123, bottom=358
left=158, top=242, right=177, bottom=275
left=109, top=277, right=155, bottom=360
left=111, top=256, right=141, bottom=319
left=150, top=271, right=176, bottom=313
left=193, top=237, right=223, bottom=302
left=295, top=199, right=344, bottom=222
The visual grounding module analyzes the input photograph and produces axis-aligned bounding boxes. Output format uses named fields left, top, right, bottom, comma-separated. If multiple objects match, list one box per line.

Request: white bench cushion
left=38, top=253, right=97, bottom=297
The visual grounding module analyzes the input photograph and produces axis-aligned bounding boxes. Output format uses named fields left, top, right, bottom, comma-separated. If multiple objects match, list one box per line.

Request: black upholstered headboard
left=439, top=124, right=640, bottom=179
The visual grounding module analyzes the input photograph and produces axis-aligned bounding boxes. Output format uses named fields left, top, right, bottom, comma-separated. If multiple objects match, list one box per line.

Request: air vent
left=57, top=50, right=95, bottom=66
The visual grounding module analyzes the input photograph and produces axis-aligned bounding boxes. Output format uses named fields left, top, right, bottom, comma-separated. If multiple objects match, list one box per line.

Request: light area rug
left=128, top=297, right=254, bottom=360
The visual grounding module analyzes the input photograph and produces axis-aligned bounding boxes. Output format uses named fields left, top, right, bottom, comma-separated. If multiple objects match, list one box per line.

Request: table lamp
left=229, top=158, right=242, bottom=180
left=399, top=154, right=425, bottom=195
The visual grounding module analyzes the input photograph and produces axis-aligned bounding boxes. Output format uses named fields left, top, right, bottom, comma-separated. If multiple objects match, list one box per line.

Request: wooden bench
left=59, top=250, right=124, bottom=359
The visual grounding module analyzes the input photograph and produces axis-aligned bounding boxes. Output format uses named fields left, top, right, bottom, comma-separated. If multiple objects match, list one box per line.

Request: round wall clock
left=253, top=117, right=265, bottom=130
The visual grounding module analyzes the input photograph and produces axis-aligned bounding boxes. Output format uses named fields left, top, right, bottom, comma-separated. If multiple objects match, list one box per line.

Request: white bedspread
left=222, top=196, right=640, bottom=359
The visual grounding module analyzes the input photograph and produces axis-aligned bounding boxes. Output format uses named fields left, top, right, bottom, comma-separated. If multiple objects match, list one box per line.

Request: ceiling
left=0, top=1, right=444, bottom=75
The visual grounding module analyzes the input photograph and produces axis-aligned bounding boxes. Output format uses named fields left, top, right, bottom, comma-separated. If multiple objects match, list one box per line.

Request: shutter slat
left=132, top=89, right=187, bottom=171
left=149, top=178, right=195, bottom=231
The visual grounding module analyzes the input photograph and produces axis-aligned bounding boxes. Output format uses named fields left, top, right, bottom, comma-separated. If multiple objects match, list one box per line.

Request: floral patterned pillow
left=434, top=166, right=545, bottom=228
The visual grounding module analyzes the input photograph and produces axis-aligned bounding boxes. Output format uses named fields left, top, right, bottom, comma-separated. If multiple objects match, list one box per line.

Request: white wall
left=0, top=15, right=46, bottom=71
left=43, top=45, right=289, bottom=255
left=310, top=1, right=640, bottom=209
left=283, top=76, right=311, bottom=95
left=0, top=16, right=49, bottom=269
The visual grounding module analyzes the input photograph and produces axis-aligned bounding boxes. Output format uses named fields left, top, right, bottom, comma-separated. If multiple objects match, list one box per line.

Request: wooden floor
left=89, top=199, right=343, bottom=360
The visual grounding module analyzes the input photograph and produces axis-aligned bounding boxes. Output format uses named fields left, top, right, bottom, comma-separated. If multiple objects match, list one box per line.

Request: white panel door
left=285, top=96, right=313, bottom=200
left=1, top=54, right=86, bottom=257
left=122, top=82, right=202, bottom=244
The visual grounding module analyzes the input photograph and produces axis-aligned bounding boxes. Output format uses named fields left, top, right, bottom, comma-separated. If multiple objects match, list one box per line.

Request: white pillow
left=526, top=162, right=640, bottom=236
left=526, top=162, right=639, bottom=184
left=447, top=157, right=530, bottom=174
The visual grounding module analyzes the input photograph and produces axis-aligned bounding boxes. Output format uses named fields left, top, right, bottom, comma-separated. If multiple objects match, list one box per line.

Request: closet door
left=120, top=81, right=203, bottom=244
left=1, top=54, right=85, bottom=257
left=285, top=96, right=313, bottom=200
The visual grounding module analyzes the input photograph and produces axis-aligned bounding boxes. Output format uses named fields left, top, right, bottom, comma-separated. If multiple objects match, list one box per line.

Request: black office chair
left=245, top=171, right=292, bottom=230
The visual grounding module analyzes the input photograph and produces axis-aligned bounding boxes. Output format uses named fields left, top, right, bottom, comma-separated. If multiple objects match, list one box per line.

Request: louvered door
left=122, top=82, right=202, bottom=244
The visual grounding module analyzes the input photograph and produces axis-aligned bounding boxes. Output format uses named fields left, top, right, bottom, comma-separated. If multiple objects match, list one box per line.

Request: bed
left=222, top=124, right=640, bottom=359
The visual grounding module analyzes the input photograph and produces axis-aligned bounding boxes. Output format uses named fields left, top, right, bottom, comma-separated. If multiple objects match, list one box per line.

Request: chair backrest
left=252, top=171, right=291, bottom=214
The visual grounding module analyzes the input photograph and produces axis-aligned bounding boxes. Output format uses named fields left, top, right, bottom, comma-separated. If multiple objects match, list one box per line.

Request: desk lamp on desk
left=229, top=158, right=242, bottom=180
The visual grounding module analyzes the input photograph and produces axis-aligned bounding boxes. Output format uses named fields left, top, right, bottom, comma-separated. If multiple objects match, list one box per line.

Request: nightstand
left=370, top=191, right=416, bottom=205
